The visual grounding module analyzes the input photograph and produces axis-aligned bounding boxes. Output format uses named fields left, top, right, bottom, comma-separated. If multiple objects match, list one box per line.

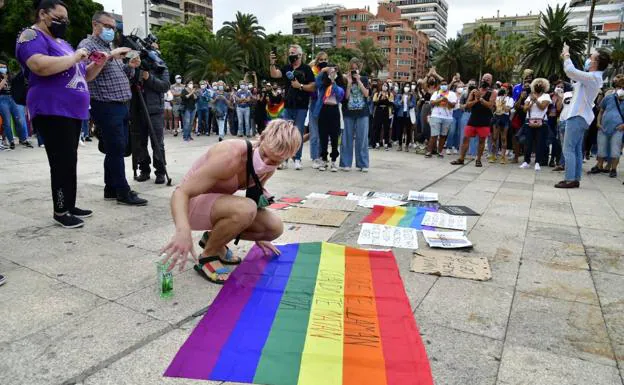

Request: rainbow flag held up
left=362, top=205, right=438, bottom=230
left=266, top=100, right=285, bottom=122
left=165, top=242, right=433, bottom=385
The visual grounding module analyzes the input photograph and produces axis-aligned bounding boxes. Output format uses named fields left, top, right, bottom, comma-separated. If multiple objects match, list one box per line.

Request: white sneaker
left=312, top=159, right=320, bottom=169
left=294, top=160, right=302, bottom=170
left=330, top=162, right=338, bottom=172
left=339, top=166, right=351, bottom=172
left=318, top=161, right=327, bottom=171
left=453, top=148, right=458, bottom=155
left=360, top=168, right=369, bottom=173
left=520, top=162, right=530, bottom=169
left=384, top=144, right=389, bottom=151
left=79, top=139, right=85, bottom=146
left=535, top=163, right=541, bottom=171
left=445, top=149, right=451, bottom=155
left=278, top=160, right=288, bottom=170
left=39, top=144, right=44, bottom=148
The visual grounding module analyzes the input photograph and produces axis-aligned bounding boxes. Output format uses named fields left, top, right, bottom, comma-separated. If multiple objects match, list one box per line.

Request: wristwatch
left=299, top=84, right=304, bottom=91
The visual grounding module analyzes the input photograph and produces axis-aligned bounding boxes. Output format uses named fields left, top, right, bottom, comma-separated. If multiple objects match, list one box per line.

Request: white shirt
left=430, top=90, right=458, bottom=119
left=494, top=96, right=514, bottom=115
left=524, top=93, right=551, bottom=120
left=563, top=58, right=603, bottom=125
left=559, top=91, right=574, bottom=121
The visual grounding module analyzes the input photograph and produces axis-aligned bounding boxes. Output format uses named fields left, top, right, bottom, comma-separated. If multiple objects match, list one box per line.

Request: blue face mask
left=440, top=85, right=448, bottom=92
left=0, top=68, right=7, bottom=75
left=584, top=58, right=591, bottom=71
left=100, top=27, right=115, bottom=43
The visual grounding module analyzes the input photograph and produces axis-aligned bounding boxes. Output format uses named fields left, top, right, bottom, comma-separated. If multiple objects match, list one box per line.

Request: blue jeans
left=81, top=119, right=89, bottom=139
left=563, top=116, right=588, bottom=182
left=597, top=129, right=623, bottom=159
left=340, top=115, right=369, bottom=169
left=197, top=108, right=210, bottom=134
left=558, top=120, right=567, bottom=166
left=308, top=102, right=320, bottom=160
left=446, top=109, right=463, bottom=149
left=284, top=108, right=308, bottom=160
left=90, top=101, right=131, bottom=194
left=0, top=95, right=27, bottom=142
left=217, top=118, right=225, bottom=138
left=236, top=106, right=251, bottom=136
left=183, top=108, right=196, bottom=140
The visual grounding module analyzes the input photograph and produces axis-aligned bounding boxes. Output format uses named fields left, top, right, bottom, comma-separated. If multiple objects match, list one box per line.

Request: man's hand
left=110, top=47, right=131, bottom=60
left=74, top=48, right=89, bottom=63
left=128, top=56, right=141, bottom=69
left=618, top=124, right=624, bottom=131
left=142, top=71, right=150, bottom=81
left=561, top=43, right=570, bottom=58
left=256, top=241, right=281, bottom=257
left=291, top=79, right=302, bottom=90
left=160, top=229, right=198, bottom=272
left=269, top=52, right=276, bottom=65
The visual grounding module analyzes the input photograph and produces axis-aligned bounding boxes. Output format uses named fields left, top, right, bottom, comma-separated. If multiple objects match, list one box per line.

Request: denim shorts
left=597, top=129, right=623, bottom=158
left=492, top=114, right=509, bottom=129
left=429, top=116, right=453, bottom=136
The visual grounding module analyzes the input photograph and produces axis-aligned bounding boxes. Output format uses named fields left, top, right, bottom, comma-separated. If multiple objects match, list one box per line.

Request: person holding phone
left=180, top=79, right=197, bottom=141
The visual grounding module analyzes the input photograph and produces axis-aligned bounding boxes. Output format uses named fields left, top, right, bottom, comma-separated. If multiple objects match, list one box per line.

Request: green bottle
left=156, top=257, right=174, bottom=299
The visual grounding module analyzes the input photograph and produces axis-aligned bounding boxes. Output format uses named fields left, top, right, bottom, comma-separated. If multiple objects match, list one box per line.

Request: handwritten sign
left=357, top=223, right=419, bottom=250
left=357, top=197, right=407, bottom=209
left=411, top=252, right=491, bottom=281
left=404, top=201, right=441, bottom=209
left=421, top=212, right=467, bottom=231
left=363, top=191, right=406, bottom=201
left=408, top=191, right=439, bottom=202
left=440, top=205, right=480, bottom=216
left=422, top=230, right=473, bottom=249
left=278, top=207, right=349, bottom=227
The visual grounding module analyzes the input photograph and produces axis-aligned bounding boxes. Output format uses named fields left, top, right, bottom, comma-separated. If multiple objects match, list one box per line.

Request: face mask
left=100, top=27, right=115, bottom=43
left=440, top=85, right=448, bottom=92
left=318, top=62, right=328, bottom=70
left=288, top=54, right=299, bottom=64
left=277, top=89, right=282, bottom=95
left=457, top=87, right=464, bottom=94
left=411, top=85, right=416, bottom=91
left=554, top=87, right=563, bottom=93
left=49, top=19, right=68, bottom=39
left=382, top=85, right=388, bottom=91
left=404, top=87, right=410, bottom=93
left=584, top=58, right=591, bottom=71
left=480, top=82, right=490, bottom=89
left=394, top=86, right=399, bottom=93
left=200, top=85, right=207, bottom=89
left=254, top=147, right=279, bottom=174
left=0, top=68, right=7, bottom=75
left=616, top=89, right=624, bottom=98
left=218, top=86, right=224, bottom=91
left=175, top=78, right=182, bottom=84
left=387, top=82, right=393, bottom=87
left=241, top=85, right=247, bottom=90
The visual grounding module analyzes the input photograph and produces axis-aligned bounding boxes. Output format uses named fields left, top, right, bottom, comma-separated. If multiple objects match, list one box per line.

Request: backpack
left=10, top=70, right=29, bottom=106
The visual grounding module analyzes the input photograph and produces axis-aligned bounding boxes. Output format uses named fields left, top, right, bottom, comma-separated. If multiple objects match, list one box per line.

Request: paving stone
left=496, top=344, right=622, bottom=385
left=416, top=278, right=513, bottom=340
left=580, top=228, right=624, bottom=275
left=521, top=236, right=589, bottom=270
left=516, top=260, right=598, bottom=305
left=575, top=214, right=624, bottom=232
left=593, top=271, right=624, bottom=364
left=506, top=292, right=615, bottom=367
left=526, top=221, right=582, bottom=244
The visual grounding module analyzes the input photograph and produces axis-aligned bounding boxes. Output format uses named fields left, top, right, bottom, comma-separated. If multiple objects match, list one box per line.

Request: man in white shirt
left=555, top=44, right=610, bottom=189
left=426, top=80, right=457, bottom=158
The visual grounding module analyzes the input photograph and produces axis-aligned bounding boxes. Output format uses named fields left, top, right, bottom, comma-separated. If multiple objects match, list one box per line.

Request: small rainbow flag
left=165, top=242, right=433, bottom=385
left=266, top=100, right=285, bottom=121
left=362, top=205, right=438, bottom=230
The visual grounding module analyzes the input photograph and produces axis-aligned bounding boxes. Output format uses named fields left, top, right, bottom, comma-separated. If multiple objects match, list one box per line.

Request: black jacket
left=141, top=68, right=170, bottom=115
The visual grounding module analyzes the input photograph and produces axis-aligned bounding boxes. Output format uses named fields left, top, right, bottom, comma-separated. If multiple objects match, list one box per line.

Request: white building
left=568, top=0, right=624, bottom=50
left=292, top=4, right=346, bottom=49
left=121, top=0, right=212, bottom=38
left=382, top=0, right=448, bottom=47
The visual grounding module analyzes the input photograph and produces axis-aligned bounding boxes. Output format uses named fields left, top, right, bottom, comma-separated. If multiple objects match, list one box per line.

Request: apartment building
left=462, top=12, right=540, bottom=38
left=292, top=4, right=346, bottom=50
left=568, top=0, right=623, bottom=50
left=383, top=0, right=448, bottom=47
left=121, top=0, right=212, bottom=37
left=182, top=0, right=213, bottom=30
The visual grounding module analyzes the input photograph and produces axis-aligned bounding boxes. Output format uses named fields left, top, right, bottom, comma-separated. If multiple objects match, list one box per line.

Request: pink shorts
left=464, top=125, right=491, bottom=139
left=188, top=193, right=224, bottom=230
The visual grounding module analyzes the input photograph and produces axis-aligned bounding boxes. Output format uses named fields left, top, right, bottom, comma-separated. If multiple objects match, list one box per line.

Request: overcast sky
left=99, top=0, right=565, bottom=39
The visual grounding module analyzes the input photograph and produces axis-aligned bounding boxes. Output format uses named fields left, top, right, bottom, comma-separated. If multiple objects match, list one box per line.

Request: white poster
left=421, top=212, right=467, bottom=231
left=357, top=223, right=419, bottom=250
left=357, top=197, right=407, bottom=209
left=363, top=191, right=406, bottom=201
left=422, top=230, right=473, bottom=249
left=408, top=191, right=439, bottom=202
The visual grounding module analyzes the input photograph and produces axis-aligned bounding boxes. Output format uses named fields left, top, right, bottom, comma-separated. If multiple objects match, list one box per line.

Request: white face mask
left=394, top=86, right=399, bottom=93
left=382, top=85, right=388, bottom=91
left=175, top=79, right=182, bottom=84
left=411, top=85, right=416, bottom=91
left=457, top=88, right=464, bottom=94
left=200, top=84, right=207, bottom=89
left=617, top=89, right=624, bottom=98
left=404, top=87, right=410, bottom=93
left=554, top=87, right=563, bottom=94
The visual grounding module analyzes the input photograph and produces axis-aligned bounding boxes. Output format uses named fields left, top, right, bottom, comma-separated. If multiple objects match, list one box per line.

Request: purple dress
left=15, top=28, right=89, bottom=120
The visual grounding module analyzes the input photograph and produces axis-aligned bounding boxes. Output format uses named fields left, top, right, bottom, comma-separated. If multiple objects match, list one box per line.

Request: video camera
left=121, top=33, right=167, bottom=73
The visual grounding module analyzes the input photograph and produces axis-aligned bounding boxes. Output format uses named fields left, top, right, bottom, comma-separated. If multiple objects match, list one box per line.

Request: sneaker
left=85, top=137, right=92, bottom=142
left=278, top=161, right=288, bottom=170
left=424, top=152, right=433, bottom=158
left=360, top=168, right=369, bottom=173
left=117, top=190, right=148, bottom=206
left=609, top=170, right=617, bottom=178
left=330, top=162, right=338, bottom=172
left=79, top=139, right=85, bottom=146
left=0, top=274, right=6, bottom=286
left=445, top=148, right=451, bottom=155
left=500, top=157, right=507, bottom=165
left=104, top=187, right=116, bottom=200
left=384, top=144, right=389, bottom=151
left=520, top=162, right=530, bottom=169
left=294, top=160, right=302, bottom=170
left=53, top=212, right=84, bottom=229
left=39, top=144, right=44, bottom=148
left=70, top=207, right=93, bottom=218
left=134, top=173, right=150, bottom=182
left=9, top=142, right=15, bottom=150
left=20, top=140, right=33, bottom=148
left=318, top=161, right=327, bottom=171
left=452, top=148, right=458, bottom=155
left=397, top=146, right=403, bottom=152
left=535, top=163, right=541, bottom=171
left=312, top=159, right=320, bottom=169
left=340, top=166, right=351, bottom=172
left=0, top=143, right=5, bottom=151
left=155, top=174, right=166, bottom=184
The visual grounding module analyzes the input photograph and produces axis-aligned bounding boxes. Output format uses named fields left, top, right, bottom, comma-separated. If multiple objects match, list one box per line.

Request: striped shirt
left=561, top=58, right=603, bottom=125
left=77, top=35, right=134, bottom=103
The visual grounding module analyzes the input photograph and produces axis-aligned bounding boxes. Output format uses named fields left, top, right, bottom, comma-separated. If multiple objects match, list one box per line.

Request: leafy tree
left=0, top=0, right=102, bottom=60
left=434, top=34, right=478, bottom=81
left=186, top=34, right=244, bottom=85
left=218, top=11, right=266, bottom=74
left=355, top=38, right=385, bottom=77
left=523, top=4, right=586, bottom=79
left=487, top=33, right=526, bottom=81
left=470, top=24, right=496, bottom=80
left=305, top=15, right=324, bottom=56
left=266, top=32, right=311, bottom=66
left=609, top=40, right=624, bottom=75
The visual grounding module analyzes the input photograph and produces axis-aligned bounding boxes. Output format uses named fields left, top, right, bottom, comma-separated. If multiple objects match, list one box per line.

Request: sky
left=99, top=0, right=565, bottom=39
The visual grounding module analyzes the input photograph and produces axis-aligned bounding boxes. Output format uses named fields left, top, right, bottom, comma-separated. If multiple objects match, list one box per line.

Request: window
left=340, top=38, right=347, bottom=45
left=395, top=35, right=413, bottom=43
left=396, top=59, right=413, bottom=66
left=341, top=26, right=348, bottom=31
left=592, top=24, right=603, bottom=31
left=362, top=25, right=367, bottom=31
left=393, top=71, right=410, bottom=79
left=395, top=47, right=412, bottom=54
left=378, top=35, right=391, bottom=41
left=349, top=38, right=356, bottom=44
left=341, top=15, right=348, bottom=22
left=349, top=26, right=356, bottom=32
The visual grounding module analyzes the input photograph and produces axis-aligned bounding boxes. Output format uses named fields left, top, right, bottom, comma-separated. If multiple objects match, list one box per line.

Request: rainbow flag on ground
left=362, top=205, right=438, bottom=230
left=165, top=242, right=433, bottom=385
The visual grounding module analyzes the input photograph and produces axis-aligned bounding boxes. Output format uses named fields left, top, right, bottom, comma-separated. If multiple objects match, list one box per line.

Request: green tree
left=0, top=0, right=102, bottom=60
left=434, top=34, right=478, bottom=80
left=186, top=34, right=244, bottom=85
left=355, top=37, right=386, bottom=77
left=470, top=24, right=496, bottom=80
left=266, top=32, right=311, bottom=66
left=155, top=16, right=212, bottom=81
left=486, top=33, right=526, bottom=81
left=305, top=15, right=325, bottom=56
left=609, top=40, right=624, bottom=74
left=218, top=11, right=266, bottom=74
left=523, top=4, right=586, bottom=78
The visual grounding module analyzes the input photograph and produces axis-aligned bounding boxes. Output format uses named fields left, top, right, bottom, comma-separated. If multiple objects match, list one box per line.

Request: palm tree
left=523, top=4, right=586, bottom=78
left=434, top=34, right=478, bottom=80
left=356, top=38, right=386, bottom=77
left=470, top=24, right=496, bottom=80
left=486, top=33, right=526, bottom=80
left=608, top=39, right=624, bottom=74
left=587, top=0, right=597, bottom=57
left=218, top=12, right=266, bottom=72
left=186, top=35, right=245, bottom=85
left=306, top=15, right=325, bottom=56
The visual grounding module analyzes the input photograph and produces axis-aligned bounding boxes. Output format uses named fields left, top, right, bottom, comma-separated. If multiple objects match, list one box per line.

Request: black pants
left=318, top=104, right=340, bottom=162
left=34, top=115, right=81, bottom=213
left=132, top=112, right=166, bottom=176
left=393, top=115, right=411, bottom=146
left=524, top=124, right=549, bottom=165
left=373, top=107, right=390, bottom=146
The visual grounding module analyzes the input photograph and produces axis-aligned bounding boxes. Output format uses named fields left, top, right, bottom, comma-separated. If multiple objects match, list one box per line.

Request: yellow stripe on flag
left=385, top=206, right=406, bottom=226
left=297, top=242, right=346, bottom=385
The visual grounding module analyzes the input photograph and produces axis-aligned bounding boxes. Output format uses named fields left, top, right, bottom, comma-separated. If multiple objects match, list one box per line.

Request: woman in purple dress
left=16, top=0, right=107, bottom=228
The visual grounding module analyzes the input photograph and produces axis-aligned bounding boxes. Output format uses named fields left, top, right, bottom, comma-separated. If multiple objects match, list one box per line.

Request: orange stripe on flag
left=373, top=206, right=395, bottom=225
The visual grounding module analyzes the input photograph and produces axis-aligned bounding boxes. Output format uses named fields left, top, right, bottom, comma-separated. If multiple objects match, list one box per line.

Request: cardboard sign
left=357, top=223, right=420, bottom=250
left=411, top=251, right=491, bottom=281
left=278, top=207, right=349, bottom=227
left=363, top=191, right=406, bottom=201
left=268, top=203, right=291, bottom=210
left=299, top=196, right=358, bottom=212
left=440, top=205, right=480, bottom=216
left=279, top=197, right=304, bottom=204
left=422, top=230, right=473, bottom=249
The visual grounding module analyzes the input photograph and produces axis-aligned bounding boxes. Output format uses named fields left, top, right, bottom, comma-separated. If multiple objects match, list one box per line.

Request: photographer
left=79, top=11, right=148, bottom=206
left=269, top=44, right=315, bottom=170
left=129, top=60, right=170, bottom=184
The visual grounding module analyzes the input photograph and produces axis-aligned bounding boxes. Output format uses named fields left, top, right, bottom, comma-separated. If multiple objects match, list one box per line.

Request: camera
left=121, top=33, right=166, bottom=73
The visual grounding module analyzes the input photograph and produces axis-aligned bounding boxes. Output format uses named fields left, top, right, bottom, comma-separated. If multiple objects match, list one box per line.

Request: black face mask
left=480, top=81, right=490, bottom=89
left=534, top=86, right=544, bottom=94
left=49, top=19, right=68, bottom=39
left=318, top=62, right=328, bottom=70
left=498, top=89, right=506, bottom=96
left=288, top=54, right=299, bottom=64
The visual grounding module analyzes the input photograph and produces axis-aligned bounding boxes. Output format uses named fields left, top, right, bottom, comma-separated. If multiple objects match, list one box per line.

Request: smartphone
left=88, top=51, right=107, bottom=65
left=271, top=46, right=277, bottom=56
left=126, top=50, right=140, bottom=60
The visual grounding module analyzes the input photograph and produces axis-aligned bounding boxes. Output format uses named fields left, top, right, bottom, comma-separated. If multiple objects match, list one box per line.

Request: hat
left=522, top=69, right=534, bottom=78
left=175, top=74, right=182, bottom=79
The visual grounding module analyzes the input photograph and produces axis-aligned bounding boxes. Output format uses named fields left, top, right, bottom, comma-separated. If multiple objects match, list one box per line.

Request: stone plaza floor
left=1, top=133, right=623, bottom=385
